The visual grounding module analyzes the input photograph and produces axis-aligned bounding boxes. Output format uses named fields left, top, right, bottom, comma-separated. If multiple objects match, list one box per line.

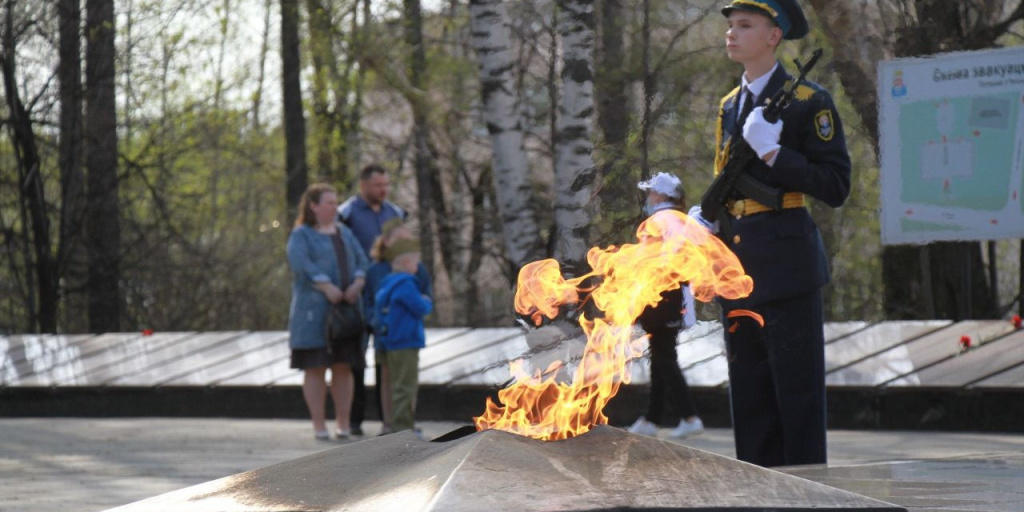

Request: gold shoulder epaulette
left=794, top=84, right=815, bottom=101
left=780, top=80, right=816, bottom=102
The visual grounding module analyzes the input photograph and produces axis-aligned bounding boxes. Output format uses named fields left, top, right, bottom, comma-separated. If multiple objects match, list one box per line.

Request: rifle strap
left=727, top=192, right=805, bottom=218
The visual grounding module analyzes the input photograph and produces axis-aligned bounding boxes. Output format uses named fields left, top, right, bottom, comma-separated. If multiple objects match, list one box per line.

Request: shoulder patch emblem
left=814, top=109, right=834, bottom=141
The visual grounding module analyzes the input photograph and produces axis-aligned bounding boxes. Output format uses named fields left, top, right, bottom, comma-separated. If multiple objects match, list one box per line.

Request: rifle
left=699, top=48, right=823, bottom=238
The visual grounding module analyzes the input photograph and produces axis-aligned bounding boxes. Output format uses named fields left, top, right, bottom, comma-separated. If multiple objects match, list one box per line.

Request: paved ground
left=2, top=418, right=1023, bottom=512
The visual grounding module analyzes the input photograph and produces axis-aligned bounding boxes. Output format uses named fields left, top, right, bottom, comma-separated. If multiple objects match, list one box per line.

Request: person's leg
left=649, top=328, right=699, bottom=420
left=375, top=348, right=393, bottom=434
left=379, top=363, right=393, bottom=432
left=350, top=361, right=366, bottom=433
left=645, top=330, right=671, bottom=424
left=765, top=292, right=827, bottom=466
left=373, top=343, right=386, bottom=426
left=388, top=348, right=419, bottom=432
left=725, top=312, right=785, bottom=467
left=302, top=366, right=329, bottom=435
left=329, top=363, right=354, bottom=434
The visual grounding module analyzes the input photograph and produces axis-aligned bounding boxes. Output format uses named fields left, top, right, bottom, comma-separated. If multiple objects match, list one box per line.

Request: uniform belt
left=727, top=192, right=805, bottom=217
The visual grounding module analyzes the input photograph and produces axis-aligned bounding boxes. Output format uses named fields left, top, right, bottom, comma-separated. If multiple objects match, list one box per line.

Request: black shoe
left=351, top=425, right=364, bottom=436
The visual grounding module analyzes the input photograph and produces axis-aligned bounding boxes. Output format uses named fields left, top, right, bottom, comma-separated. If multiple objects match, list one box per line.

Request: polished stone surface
left=827, top=321, right=1017, bottom=387
left=825, top=321, right=873, bottom=344
left=107, top=425, right=904, bottom=512
left=782, top=455, right=1024, bottom=512
left=3, top=418, right=1023, bottom=512
left=886, top=329, right=1024, bottom=387
left=971, top=361, right=1024, bottom=388
left=825, top=321, right=951, bottom=373
left=153, top=332, right=289, bottom=386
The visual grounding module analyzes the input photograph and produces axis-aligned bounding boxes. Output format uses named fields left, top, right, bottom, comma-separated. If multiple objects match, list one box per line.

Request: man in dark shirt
left=338, top=164, right=408, bottom=256
left=338, top=164, right=408, bottom=436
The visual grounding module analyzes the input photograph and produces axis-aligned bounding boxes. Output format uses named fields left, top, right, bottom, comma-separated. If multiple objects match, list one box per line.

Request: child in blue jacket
left=374, top=237, right=433, bottom=434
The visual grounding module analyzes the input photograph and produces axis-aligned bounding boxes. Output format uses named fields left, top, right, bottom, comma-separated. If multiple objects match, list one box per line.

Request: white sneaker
left=669, top=417, right=704, bottom=438
left=627, top=417, right=659, bottom=436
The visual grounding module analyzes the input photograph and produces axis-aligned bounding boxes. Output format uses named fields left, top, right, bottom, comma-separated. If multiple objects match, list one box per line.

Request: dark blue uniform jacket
left=714, top=63, right=851, bottom=309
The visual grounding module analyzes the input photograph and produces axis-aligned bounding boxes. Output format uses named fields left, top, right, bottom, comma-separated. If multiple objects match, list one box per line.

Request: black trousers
left=351, top=363, right=366, bottom=428
left=645, top=327, right=697, bottom=424
left=723, top=290, right=827, bottom=467
left=350, top=337, right=383, bottom=429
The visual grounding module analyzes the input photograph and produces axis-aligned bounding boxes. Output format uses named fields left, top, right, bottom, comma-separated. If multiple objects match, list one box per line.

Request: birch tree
left=552, top=0, right=598, bottom=276
left=469, top=0, right=544, bottom=273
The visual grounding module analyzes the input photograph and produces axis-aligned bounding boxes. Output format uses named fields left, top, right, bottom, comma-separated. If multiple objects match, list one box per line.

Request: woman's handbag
left=325, top=302, right=364, bottom=353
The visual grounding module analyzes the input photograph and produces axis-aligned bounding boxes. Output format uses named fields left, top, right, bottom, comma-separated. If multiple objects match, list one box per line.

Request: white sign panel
left=878, top=46, right=1024, bottom=245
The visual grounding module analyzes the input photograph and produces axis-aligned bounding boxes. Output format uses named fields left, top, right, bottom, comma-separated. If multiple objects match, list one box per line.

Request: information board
left=878, top=46, right=1024, bottom=245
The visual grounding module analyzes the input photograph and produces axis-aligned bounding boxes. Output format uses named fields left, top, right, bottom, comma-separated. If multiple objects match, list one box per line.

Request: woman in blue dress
left=287, top=183, right=369, bottom=440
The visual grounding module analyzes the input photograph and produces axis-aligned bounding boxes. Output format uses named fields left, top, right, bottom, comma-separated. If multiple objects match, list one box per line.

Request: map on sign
left=878, top=46, right=1024, bottom=244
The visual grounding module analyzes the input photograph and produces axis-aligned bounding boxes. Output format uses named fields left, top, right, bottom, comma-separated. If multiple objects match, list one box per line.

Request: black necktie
left=736, top=87, right=754, bottom=134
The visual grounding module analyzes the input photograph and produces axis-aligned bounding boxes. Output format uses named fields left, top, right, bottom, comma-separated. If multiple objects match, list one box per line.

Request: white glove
left=742, top=106, right=783, bottom=159
left=687, top=205, right=718, bottom=234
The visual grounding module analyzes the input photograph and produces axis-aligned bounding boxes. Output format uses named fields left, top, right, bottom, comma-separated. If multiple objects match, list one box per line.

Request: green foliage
left=5, top=0, right=1018, bottom=334
left=117, top=106, right=290, bottom=331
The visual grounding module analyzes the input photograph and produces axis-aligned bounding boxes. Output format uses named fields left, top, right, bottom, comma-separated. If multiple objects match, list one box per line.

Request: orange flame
left=474, top=210, right=753, bottom=440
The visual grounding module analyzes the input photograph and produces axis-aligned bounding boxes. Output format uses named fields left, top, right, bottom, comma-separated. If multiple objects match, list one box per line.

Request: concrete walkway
left=2, top=418, right=1023, bottom=512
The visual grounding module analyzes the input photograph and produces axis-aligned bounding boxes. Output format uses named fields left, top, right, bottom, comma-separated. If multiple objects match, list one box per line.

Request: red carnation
left=142, top=329, right=154, bottom=336
left=959, top=335, right=972, bottom=350
left=1013, top=315, right=1022, bottom=329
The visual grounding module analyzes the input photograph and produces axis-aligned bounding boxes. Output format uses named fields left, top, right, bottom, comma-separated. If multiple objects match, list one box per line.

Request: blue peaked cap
left=721, top=0, right=809, bottom=40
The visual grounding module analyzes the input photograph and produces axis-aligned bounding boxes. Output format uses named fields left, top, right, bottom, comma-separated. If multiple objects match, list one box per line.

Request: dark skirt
left=290, top=339, right=365, bottom=370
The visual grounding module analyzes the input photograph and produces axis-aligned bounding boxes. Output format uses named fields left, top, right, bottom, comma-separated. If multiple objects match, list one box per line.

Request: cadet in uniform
left=704, top=0, right=852, bottom=467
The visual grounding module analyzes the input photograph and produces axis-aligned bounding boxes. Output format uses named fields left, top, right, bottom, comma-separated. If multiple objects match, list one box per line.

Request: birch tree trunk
left=552, top=0, right=597, bottom=276
left=469, top=0, right=544, bottom=274
left=84, top=0, right=122, bottom=332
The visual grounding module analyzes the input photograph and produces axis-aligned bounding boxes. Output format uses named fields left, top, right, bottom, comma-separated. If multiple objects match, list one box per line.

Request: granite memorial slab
left=824, top=321, right=872, bottom=344
left=887, top=329, right=1024, bottom=387
left=155, top=332, right=289, bottom=386
left=108, top=425, right=905, bottom=512
left=5, top=332, right=196, bottom=386
left=87, top=331, right=247, bottom=385
left=782, top=454, right=1024, bottom=511
left=825, top=321, right=951, bottom=372
left=827, top=320, right=1017, bottom=387
left=970, top=361, right=1024, bottom=388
